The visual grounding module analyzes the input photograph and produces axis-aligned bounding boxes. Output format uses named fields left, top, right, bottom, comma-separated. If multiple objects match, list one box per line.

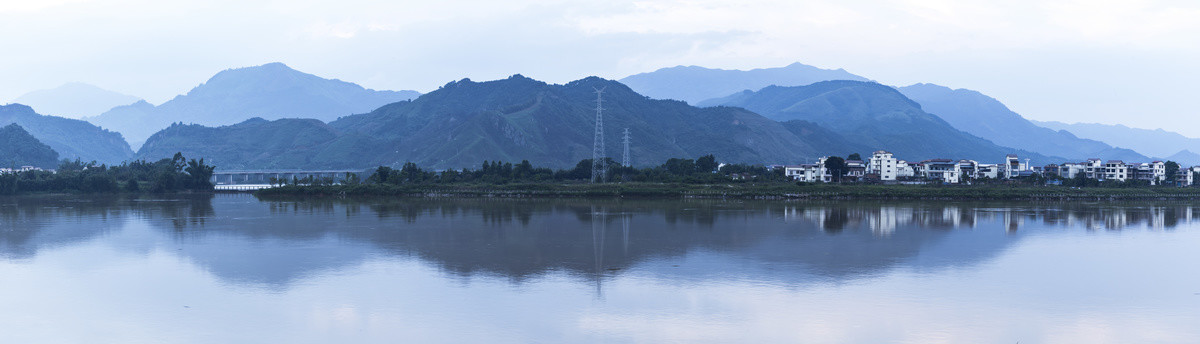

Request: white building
left=956, top=160, right=979, bottom=180
left=977, top=164, right=1000, bottom=179
left=1004, top=154, right=1027, bottom=179
left=868, top=151, right=898, bottom=181
left=896, top=160, right=915, bottom=179
left=784, top=164, right=824, bottom=182
left=1103, top=160, right=1128, bottom=181
left=919, top=159, right=961, bottom=184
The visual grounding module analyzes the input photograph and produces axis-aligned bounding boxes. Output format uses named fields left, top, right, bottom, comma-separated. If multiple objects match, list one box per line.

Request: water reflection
left=3, top=195, right=1199, bottom=291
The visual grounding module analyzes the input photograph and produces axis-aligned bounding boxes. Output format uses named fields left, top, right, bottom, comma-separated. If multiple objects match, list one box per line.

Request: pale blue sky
left=2, top=0, right=1198, bottom=134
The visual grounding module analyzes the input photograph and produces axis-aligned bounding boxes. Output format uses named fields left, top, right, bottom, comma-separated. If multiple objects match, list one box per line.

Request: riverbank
left=253, top=183, right=1200, bottom=200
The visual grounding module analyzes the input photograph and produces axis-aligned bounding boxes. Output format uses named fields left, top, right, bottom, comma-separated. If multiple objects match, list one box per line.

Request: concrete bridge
left=211, top=169, right=368, bottom=185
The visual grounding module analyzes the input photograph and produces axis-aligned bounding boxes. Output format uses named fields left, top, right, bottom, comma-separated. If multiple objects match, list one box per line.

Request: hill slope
left=707, top=81, right=1057, bottom=164
left=897, top=83, right=1150, bottom=162
left=136, top=118, right=368, bottom=169
left=0, top=123, right=59, bottom=169
left=88, top=62, right=420, bottom=149
left=13, top=83, right=141, bottom=119
left=620, top=62, right=869, bottom=105
left=0, top=104, right=133, bottom=164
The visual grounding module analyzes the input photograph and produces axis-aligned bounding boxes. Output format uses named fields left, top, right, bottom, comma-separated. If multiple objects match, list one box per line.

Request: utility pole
left=591, top=87, right=607, bottom=183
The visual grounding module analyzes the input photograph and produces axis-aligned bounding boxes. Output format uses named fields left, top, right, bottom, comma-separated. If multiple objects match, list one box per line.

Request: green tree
left=184, top=158, right=215, bottom=190
left=695, top=155, right=719, bottom=174
left=1164, top=161, right=1180, bottom=185
left=847, top=153, right=862, bottom=161
left=824, top=156, right=847, bottom=183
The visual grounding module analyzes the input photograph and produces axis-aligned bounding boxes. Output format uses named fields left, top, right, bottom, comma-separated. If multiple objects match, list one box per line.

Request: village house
left=777, top=150, right=1200, bottom=187
left=918, top=159, right=960, bottom=183
left=867, top=151, right=898, bottom=181
left=1103, top=160, right=1129, bottom=181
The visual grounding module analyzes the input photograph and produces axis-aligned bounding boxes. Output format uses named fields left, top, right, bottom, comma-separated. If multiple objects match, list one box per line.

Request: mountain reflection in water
left=2, top=195, right=1198, bottom=291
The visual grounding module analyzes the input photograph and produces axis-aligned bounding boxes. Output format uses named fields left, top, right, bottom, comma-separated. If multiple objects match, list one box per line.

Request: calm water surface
left=1, top=194, right=1198, bottom=343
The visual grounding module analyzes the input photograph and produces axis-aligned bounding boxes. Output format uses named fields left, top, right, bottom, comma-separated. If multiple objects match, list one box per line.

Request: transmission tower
left=622, top=128, right=631, bottom=167
left=591, top=87, right=607, bottom=183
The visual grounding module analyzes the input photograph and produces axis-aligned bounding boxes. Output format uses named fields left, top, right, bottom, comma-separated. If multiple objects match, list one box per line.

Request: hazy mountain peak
left=12, top=83, right=141, bottom=119
left=90, top=63, right=422, bottom=149
left=619, top=62, right=869, bottom=104
left=0, top=103, right=36, bottom=114
left=1034, top=120, right=1200, bottom=159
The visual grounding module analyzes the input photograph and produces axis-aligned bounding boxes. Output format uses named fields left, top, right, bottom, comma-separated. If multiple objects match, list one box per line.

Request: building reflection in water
left=780, top=202, right=1197, bottom=234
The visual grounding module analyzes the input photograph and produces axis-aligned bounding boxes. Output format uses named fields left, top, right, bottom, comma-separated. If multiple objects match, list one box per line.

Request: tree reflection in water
left=2, top=195, right=1198, bottom=290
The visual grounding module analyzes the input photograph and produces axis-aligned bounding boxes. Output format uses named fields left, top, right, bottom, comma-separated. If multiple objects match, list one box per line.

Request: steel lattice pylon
left=622, top=128, right=631, bottom=167
left=591, top=87, right=606, bottom=183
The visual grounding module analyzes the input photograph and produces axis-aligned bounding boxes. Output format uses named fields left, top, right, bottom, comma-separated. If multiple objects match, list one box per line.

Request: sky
left=2, top=0, right=1199, bottom=135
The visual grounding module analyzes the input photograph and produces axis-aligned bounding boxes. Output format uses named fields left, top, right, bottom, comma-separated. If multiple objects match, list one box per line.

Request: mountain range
left=0, top=123, right=59, bottom=169
left=12, top=82, right=141, bottom=119
left=701, top=80, right=1055, bottom=163
left=619, top=62, right=869, bottom=105
left=7, top=61, right=1188, bottom=171
left=1033, top=120, right=1200, bottom=164
left=897, top=84, right=1151, bottom=162
left=88, top=62, right=421, bottom=149
left=138, top=75, right=830, bottom=169
left=0, top=104, right=134, bottom=164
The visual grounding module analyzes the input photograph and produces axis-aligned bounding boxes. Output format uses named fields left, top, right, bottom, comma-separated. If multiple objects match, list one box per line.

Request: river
left=1, top=194, right=1198, bottom=343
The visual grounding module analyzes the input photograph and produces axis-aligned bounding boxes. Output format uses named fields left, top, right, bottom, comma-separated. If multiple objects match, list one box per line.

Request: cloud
left=1, top=0, right=1198, bottom=134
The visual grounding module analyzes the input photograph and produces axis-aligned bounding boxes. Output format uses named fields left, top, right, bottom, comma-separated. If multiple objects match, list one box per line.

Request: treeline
left=0, top=153, right=216, bottom=195
left=354, top=155, right=786, bottom=186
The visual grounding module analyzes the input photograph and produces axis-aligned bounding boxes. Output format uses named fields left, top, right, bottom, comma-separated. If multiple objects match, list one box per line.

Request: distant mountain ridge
left=632, top=62, right=1148, bottom=163
left=13, top=82, right=141, bottom=119
left=0, top=103, right=134, bottom=164
left=140, top=75, right=847, bottom=169
left=88, top=62, right=421, bottom=149
left=1033, top=120, right=1200, bottom=164
left=704, top=80, right=1058, bottom=164
left=897, top=83, right=1151, bottom=162
left=619, top=62, right=869, bottom=104
left=0, top=123, right=59, bottom=169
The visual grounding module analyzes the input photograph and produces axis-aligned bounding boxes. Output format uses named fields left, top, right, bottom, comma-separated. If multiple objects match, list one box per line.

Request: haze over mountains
left=619, top=63, right=869, bottom=105
left=88, top=62, right=421, bottom=149
left=12, top=83, right=141, bottom=119
left=0, top=104, right=134, bottom=164
left=896, top=84, right=1151, bottom=162
left=1033, top=121, right=1200, bottom=165
left=6, top=61, right=1193, bottom=171
left=0, top=123, right=60, bottom=169
left=629, top=63, right=1162, bottom=163
left=703, top=81, right=1055, bottom=163
left=140, top=76, right=828, bottom=169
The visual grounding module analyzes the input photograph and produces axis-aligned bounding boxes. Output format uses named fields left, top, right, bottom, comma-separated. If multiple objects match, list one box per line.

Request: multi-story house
left=956, top=160, right=979, bottom=180
left=845, top=160, right=867, bottom=182
left=977, top=164, right=1000, bottom=179
left=1103, top=160, right=1128, bottom=181
left=896, top=160, right=915, bottom=179
left=1004, top=154, right=1022, bottom=179
left=867, top=151, right=898, bottom=181
left=919, top=159, right=960, bottom=184
left=1084, top=159, right=1104, bottom=179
